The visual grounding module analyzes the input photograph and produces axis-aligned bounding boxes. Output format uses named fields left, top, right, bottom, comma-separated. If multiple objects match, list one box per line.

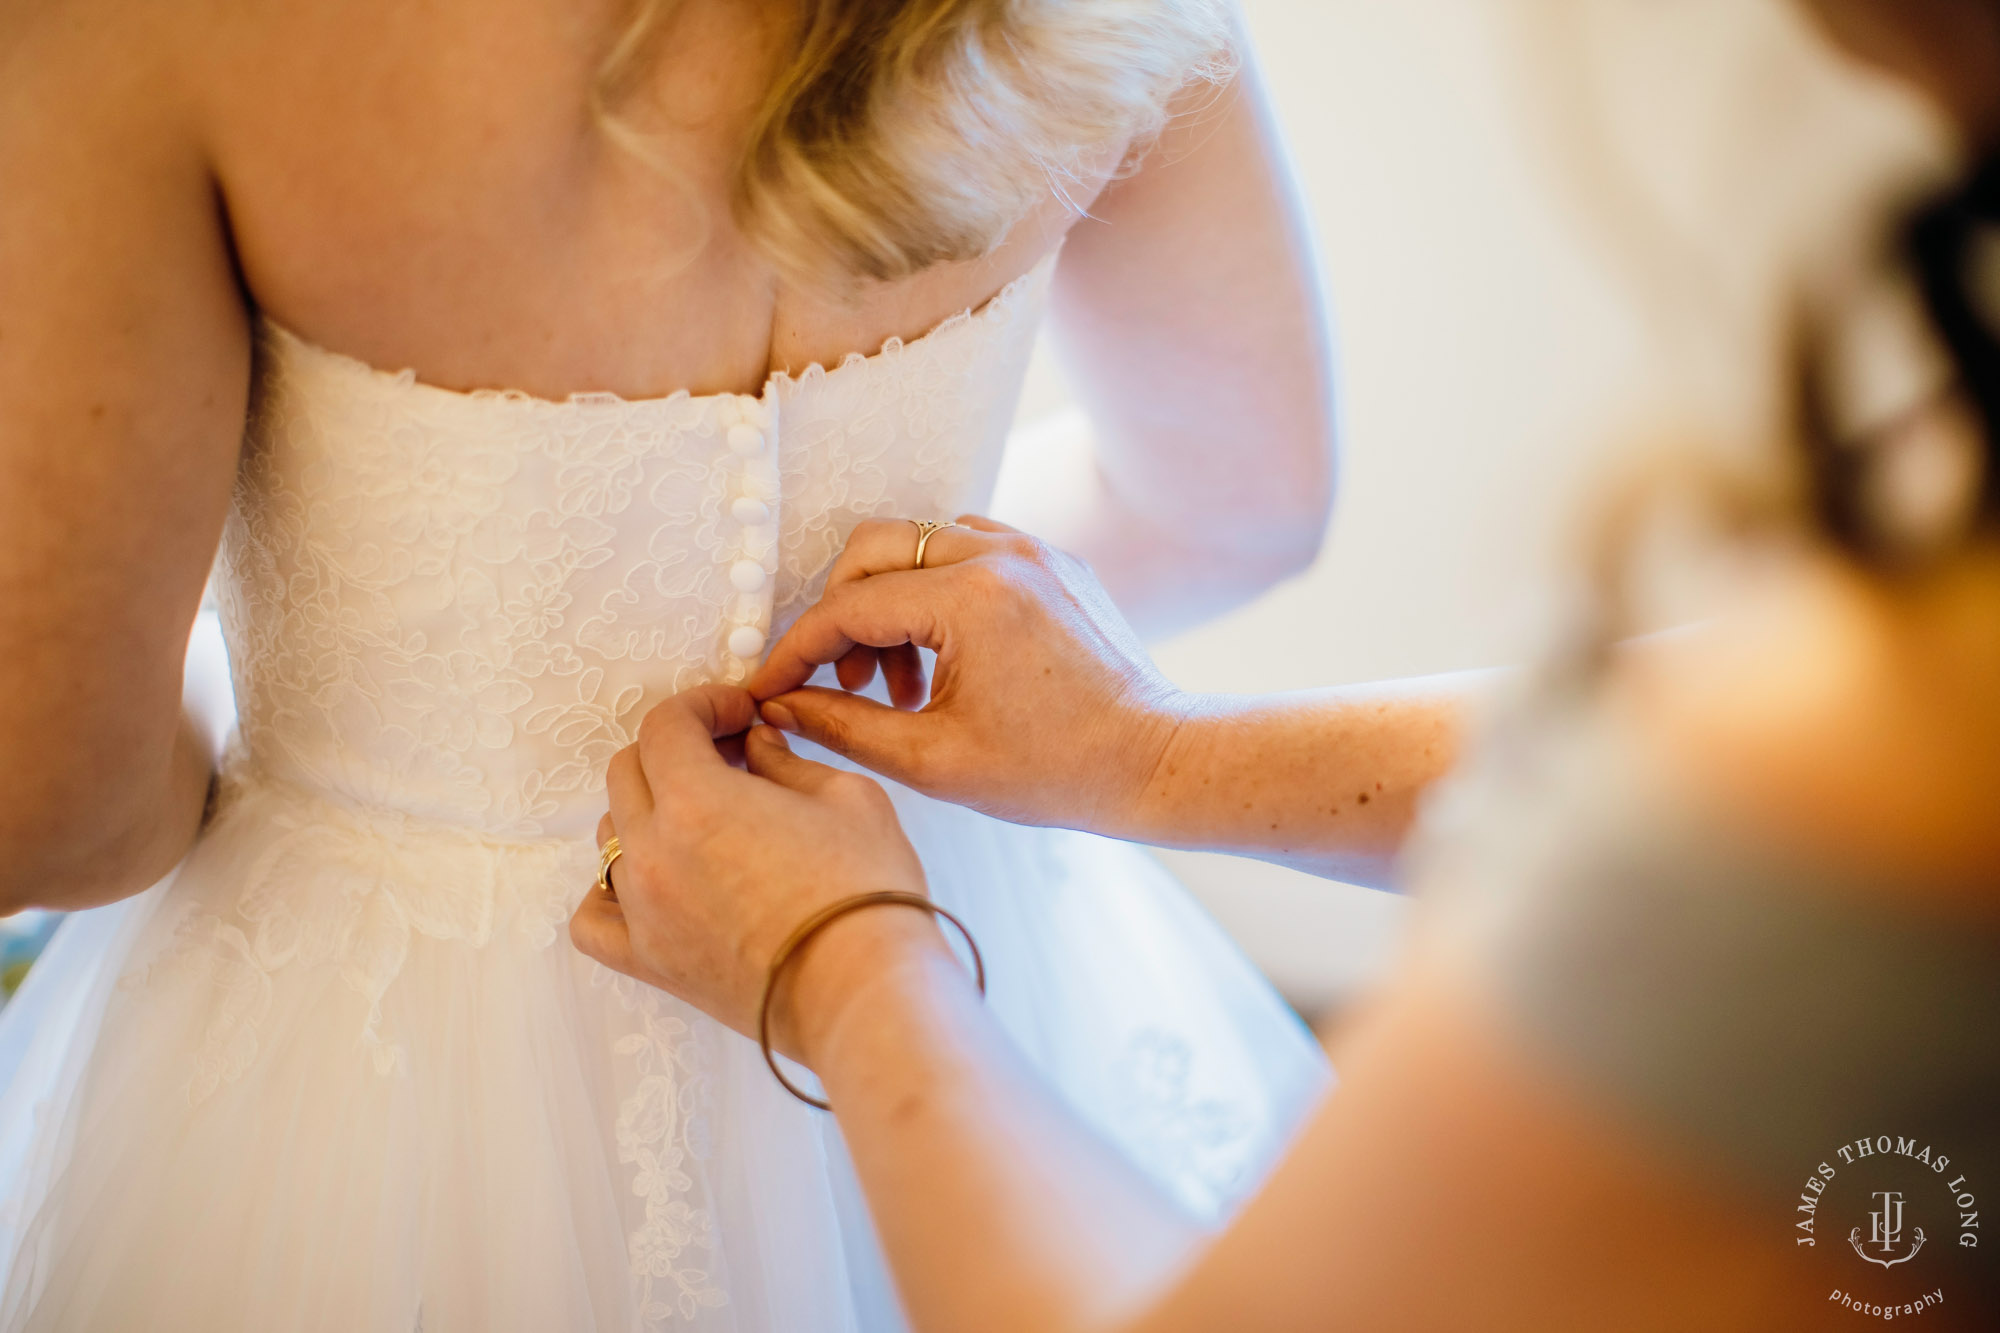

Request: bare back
left=198, top=0, right=1087, bottom=399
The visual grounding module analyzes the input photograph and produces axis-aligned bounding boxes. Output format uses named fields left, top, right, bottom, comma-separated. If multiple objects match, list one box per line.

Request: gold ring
left=910, top=519, right=961, bottom=570
left=597, top=835, right=623, bottom=897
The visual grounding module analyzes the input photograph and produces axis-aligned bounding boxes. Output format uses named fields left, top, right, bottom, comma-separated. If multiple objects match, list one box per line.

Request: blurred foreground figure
left=575, top=3, right=2000, bottom=1329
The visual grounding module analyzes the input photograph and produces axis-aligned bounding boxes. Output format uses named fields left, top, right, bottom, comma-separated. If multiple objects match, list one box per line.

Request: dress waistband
left=217, top=748, right=603, bottom=850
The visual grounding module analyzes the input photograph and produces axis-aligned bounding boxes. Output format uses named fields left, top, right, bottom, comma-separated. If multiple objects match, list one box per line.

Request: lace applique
left=122, top=770, right=595, bottom=1104
left=591, top=968, right=729, bottom=1324
left=1111, top=1028, right=1257, bottom=1216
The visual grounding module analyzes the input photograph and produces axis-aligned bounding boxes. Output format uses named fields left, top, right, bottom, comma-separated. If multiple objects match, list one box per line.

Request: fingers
left=953, top=513, right=1018, bottom=535
left=823, top=517, right=989, bottom=591
left=758, top=686, right=935, bottom=785
left=605, top=744, right=652, bottom=834
left=749, top=572, right=948, bottom=699
left=834, top=644, right=881, bottom=694
left=635, top=683, right=759, bottom=793
left=756, top=514, right=1024, bottom=702
left=742, top=725, right=853, bottom=795
left=879, top=642, right=928, bottom=710
left=568, top=889, right=640, bottom=976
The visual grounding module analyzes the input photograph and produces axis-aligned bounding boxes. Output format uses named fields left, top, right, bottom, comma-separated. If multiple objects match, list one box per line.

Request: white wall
left=1012, top=0, right=1948, bottom=1014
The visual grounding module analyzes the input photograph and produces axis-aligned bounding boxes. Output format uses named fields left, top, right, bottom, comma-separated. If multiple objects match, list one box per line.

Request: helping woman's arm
left=0, top=1, right=249, bottom=910
left=571, top=687, right=1824, bottom=1333
left=797, top=929, right=1815, bottom=1333
left=569, top=689, right=1212, bottom=1333
left=779, top=890, right=1208, bottom=1333
left=748, top=519, right=1475, bottom=889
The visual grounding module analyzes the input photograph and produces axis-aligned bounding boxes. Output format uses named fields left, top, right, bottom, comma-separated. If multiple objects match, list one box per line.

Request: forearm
left=789, top=913, right=1207, bottom=1333
left=1127, top=672, right=1488, bottom=889
left=1006, top=35, right=1335, bottom=640
left=993, top=409, right=1322, bottom=637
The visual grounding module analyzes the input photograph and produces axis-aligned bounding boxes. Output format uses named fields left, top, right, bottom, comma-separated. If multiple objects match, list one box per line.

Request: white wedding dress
left=0, top=251, right=1327, bottom=1331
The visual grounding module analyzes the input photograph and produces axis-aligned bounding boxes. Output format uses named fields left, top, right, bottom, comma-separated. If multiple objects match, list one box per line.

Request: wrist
left=1124, top=692, right=1228, bottom=846
left=774, top=899, right=960, bottom=1068
left=1089, top=686, right=1196, bottom=841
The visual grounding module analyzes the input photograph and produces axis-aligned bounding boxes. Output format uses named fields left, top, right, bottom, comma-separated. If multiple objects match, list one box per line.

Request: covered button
left=727, top=625, right=767, bottom=659
left=727, top=423, right=766, bottom=457
left=730, top=496, right=771, bottom=525
left=729, top=559, right=767, bottom=593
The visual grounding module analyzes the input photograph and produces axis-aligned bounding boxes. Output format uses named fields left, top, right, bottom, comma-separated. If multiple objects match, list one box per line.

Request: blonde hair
left=595, top=0, right=1234, bottom=282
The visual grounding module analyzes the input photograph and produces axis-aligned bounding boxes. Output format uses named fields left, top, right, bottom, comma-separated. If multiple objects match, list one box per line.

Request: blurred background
left=1003, top=0, right=1952, bottom=1020
left=0, top=0, right=1953, bottom=1016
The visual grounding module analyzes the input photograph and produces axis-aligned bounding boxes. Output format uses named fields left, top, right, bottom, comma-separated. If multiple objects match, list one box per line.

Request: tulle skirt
left=0, top=750, right=1327, bottom=1331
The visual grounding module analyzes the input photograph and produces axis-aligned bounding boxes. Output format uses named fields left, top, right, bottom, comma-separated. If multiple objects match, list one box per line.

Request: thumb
left=742, top=724, right=849, bottom=795
left=759, top=687, right=936, bottom=787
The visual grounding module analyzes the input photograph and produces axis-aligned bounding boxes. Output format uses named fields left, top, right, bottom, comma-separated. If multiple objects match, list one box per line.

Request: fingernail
left=761, top=700, right=798, bottom=732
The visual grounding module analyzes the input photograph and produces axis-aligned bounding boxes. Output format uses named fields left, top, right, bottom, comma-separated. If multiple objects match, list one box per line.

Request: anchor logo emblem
left=1849, top=1190, right=1926, bottom=1269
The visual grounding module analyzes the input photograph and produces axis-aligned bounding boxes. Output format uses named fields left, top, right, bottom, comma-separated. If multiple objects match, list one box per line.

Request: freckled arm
left=1129, top=674, right=1487, bottom=890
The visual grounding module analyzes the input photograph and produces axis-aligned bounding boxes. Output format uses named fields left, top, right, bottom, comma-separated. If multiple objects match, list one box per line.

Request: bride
left=0, top=0, right=1334, bottom=1327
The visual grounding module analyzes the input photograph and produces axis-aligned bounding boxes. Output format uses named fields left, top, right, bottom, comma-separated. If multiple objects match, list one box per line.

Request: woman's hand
left=568, top=684, right=952, bottom=1061
left=747, top=516, right=1187, bottom=839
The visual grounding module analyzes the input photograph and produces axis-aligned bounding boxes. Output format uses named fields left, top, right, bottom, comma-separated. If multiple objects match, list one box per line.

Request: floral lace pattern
left=1111, top=1029, right=1257, bottom=1216
left=148, top=251, right=1056, bottom=1323
left=592, top=970, right=729, bottom=1323
left=123, top=765, right=594, bottom=1104
left=218, top=253, right=1053, bottom=842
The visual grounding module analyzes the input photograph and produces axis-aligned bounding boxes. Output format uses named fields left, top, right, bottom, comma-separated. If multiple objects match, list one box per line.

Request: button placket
left=718, top=395, right=779, bottom=683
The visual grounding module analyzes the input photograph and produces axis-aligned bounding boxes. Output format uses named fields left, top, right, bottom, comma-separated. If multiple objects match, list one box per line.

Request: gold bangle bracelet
left=756, top=891, right=986, bottom=1111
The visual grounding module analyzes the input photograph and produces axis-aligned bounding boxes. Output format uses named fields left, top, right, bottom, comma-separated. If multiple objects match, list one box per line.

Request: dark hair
left=1907, top=154, right=2000, bottom=515
left=1795, top=155, right=2000, bottom=562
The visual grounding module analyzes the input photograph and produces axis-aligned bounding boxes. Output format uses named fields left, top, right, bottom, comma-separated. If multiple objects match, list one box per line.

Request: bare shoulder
left=1617, top=545, right=2000, bottom=900
left=0, top=0, right=238, bottom=333
left=1, top=0, right=192, bottom=78
left=0, top=0, right=221, bottom=161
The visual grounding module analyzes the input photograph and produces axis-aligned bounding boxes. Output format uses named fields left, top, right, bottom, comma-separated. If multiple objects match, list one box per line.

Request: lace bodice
left=215, top=255, right=1054, bottom=841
